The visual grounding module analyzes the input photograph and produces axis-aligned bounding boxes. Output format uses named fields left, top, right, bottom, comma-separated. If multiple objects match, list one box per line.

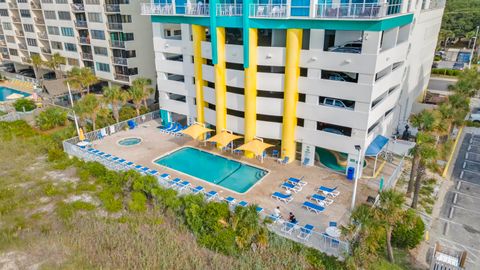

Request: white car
left=470, top=111, right=480, bottom=123
left=322, top=98, right=354, bottom=110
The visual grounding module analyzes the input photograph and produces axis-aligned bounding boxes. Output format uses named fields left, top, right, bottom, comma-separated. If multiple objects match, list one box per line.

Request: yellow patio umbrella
left=180, top=123, right=214, bottom=140
left=235, top=138, right=274, bottom=161
left=206, top=130, right=242, bottom=148
left=78, top=128, right=86, bottom=141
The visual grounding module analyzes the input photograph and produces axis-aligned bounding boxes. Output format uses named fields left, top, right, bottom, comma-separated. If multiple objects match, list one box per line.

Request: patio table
left=325, top=226, right=341, bottom=238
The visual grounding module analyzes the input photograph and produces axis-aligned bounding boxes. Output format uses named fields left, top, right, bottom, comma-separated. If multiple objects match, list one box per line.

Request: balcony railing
left=114, top=74, right=130, bottom=82
left=141, top=3, right=175, bottom=15
left=105, top=4, right=120, bottom=13
left=34, top=17, right=45, bottom=24
left=71, top=3, right=85, bottom=12
left=41, top=47, right=51, bottom=54
left=107, top=22, right=123, bottom=31
left=12, top=17, right=21, bottom=23
left=15, top=30, right=24, bottom=37
left=75, top=20, right=88, bottom=28
left=78, top=36, right=90, bottom=44
left=2, top=54, right=10, bottom=59
left=37, top=32, right=48, bottom=40
left=110, top=40, right=125, bottom=48
left=22, top=57, right=30, bottom=63
left=250, top=4, right=287, bottom=18
left=113, top=57, right=128, bottom=66
left=30, top=1, right=41, bottom=9
left=185, top=3, right=209, bottom=16
left=216, top=4, right=242, bottom=16
left=18, top=43, right=27, bottom=50
left=82, top=52, right=93, bottom=60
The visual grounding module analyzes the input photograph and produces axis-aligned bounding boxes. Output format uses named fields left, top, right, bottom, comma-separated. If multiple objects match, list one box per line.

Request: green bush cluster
left=36, top=107, right=68, bottom=131
left=431, top=68, right=462, bottom=76
left=392, top=209, right=425, bottom=249
left=13, top=98, right=36, bottom=112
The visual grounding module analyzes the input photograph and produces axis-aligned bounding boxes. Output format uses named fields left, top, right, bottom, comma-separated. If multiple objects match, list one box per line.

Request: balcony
left=82, top=52, right=93, bottom=60
left=30, top=1, right=41, bottom=10
left=78, top=36, right=90, bottom=44
left=8, top=2, right=17, bottom=9
left=41, top=47, right=51, bottom=54
left=105, top=4, right=120, bottom=13
left=34, top=17, right=45, bottom=24
left=71, top=3, right=85, bottom=12
left=107, top=23, right=123, bottom=31
left=2, top=54, right=10, bottom=59
left=112, top=57, right=127, bottom=66
left=75, top=20, right=88, bottom=28
left=0, top=40, right=6, bottom=47
left=185, top=3, right=209, bottom=16
left=140, top=3, right=210, bottom=16
left=15, top=30, right=24, bottom=37
left=37, top=32, right=48, bottom=40
left=216, top=4, right=242, bottom=16
left=114, top=74, right=130, bottom=82
left=110, top=40, right=125, bottom=48
left=22, top=57, right=30, bottom=63
left=141, top=3, right=174, bottom=15
left=12, top=17, right=21, bottom=23
left=18, top=43, right=27, bottom=50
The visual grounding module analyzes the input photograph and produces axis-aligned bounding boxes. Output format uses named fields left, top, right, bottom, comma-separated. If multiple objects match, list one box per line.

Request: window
left=23, top=24, right=34, bottom=33
left=87, top=13, right=102, bottom=23
left=47, top=26, right=59, bottom=35
left=64, top=43, right=77, bottom=52
left=96, top=62, right=110, bottom=72
left=0, top=9, right=8, bottom=16
left=58, top=11, right=71, bottom=20
left=20, top=9, right=31, bottom=18
left=67, top=58, right=79, bottom=66
left=2, top=22, right=11, bottom=30
left=90, top=30, right=105, bottom=40
left=86, top=0, right=100, bottom=4
left=56, top=0, right=67, bottom=3
left=51, top=41, right=62, bottom=50
left=27, top=38, right=37, bottom=47
left=93, top=46, right=108, bottom=56
left=8, top=48, right=18, bottom=56
left=44, top=10, right=56, bottom=20
left=61, top=27, right=74, bottom=37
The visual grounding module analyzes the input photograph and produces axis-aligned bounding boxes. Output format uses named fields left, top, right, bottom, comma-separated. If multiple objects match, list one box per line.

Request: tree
left=30, top=54, right=43, bottom=80
left=103, top=85, right=128, bottom=123
left=406, top=110, right=437, bottom=197
left=36, top=107, right=68, bottom=130
left=74, top=94, right=104, bottom=130
left=411, top=132, right=437, bottom=209
left=373, top=190, right=405, bottom=263
left=451, top=68, right=480, bottom=98
left=128, top=86, right=144, bottom=116
left=66, top=67, right=98, bottom=96
left=45, top=53, right=66, bottom=79
left=132, top=77, right=154, bottom=110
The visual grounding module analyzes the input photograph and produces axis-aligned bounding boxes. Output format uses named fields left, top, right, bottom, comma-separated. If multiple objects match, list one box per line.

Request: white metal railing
left=315, top=3, right=399, bottom=19
left=423, top=0, right=446, bottom=11
left=185, top=3, right=209, bottom=16
left=216, top=4, right=242, bottom=16
left=250, top=4, right=288, bottom=18
left=141, top=3, right=175, bottom=15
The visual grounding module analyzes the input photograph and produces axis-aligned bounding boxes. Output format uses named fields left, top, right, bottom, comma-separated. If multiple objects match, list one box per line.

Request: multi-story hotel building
left=0, top=0, right=155, bottom=86
left=141, top=0, right=445, bottom=173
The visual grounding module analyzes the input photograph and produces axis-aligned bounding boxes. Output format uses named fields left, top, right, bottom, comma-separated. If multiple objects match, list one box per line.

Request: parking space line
left=462, top=168, right=480, bottom=176
left=459, top=180, right=480, bottom=188
left=452, top=204, right=480, bottom=215
left=437, top=237, right=480, bottom=257
left=464, top=159, right=480, bottom=165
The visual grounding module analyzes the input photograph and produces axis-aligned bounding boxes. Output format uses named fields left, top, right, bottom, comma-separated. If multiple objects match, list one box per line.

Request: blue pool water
left=118, top=137, right=142, bottom=146
left=0, top=87, right=30, bottom=102
left=154, top=147, right=268, bottom=193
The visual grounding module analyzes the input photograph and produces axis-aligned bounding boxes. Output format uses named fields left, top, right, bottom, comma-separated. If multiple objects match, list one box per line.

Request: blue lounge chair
left=287, top=177, right=307, bottom=187
left=176, top=181, right=190, bottom=191
left=127, top=120, right=136, bottom=129
left=281, top=221, right=298, bottom=235
left=110, top=157, right=119, bottom=162
left=329, top=221, right=337, bottom=227
left=281, top=182, right=302, bottom=193
left=192, top=186, right=204, bottom=194
left=159, top=122, right=173, bottom=132
left=134, top=165, right=143, bottom=170
left=277, top=156, right=289, bottom=164
left=148, top=170, right=159, bottom=176
left=256, top=206, right=264, bottom=213
left=302, top=201, right=325, bottom=214
left=159, top=173, right=170, bottom=180
left=237, top=201, right=248, bottom=207
left=331, top=239, right=340, bottom=248
left=224, top=196, right=236, bottom=205
left=297, top=224, right=314, bottom=240
left=318, top=186, right=340, bottom=197
left=168, top=123, right=182, bottom=135
left=302, top=158, right=310, bottom=166
left=271, top=149, right=279, bottom=158
left=310, top=194, right=334, bottom=206
left=233, top=149, right=242, bottom=155
left=271, top=191, right=293, bottom=203
left=125, top=161, right=134, bottom=168
left=267, top=214, right=281, bottom=223
left=168, top=178, right=181, bottom=187
left=205, top=190, right=218, bottom=201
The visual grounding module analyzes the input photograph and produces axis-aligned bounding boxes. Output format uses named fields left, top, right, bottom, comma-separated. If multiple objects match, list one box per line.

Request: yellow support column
left=281, top=29, right=302, bottom=162
left=244, top=28, right=258, bottom=158
left=192, top=25, right=206, bottom=124
left=214, top=27, right=227, bottom=134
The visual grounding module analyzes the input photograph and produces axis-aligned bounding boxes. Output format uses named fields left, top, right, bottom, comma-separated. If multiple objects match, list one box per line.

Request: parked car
left=453, top=62, right=465, bottom=70
left=470, top=109, right=480, bottom=123
left=327, top=72, right=356, bottom=82
left=0, top=63, right=14, bottom=73
left=328, top=40, right=362, bottom=53
left=322, top=127, right=345, bottom=135
left=432, top=62, right=439, bottom=68
left=321, top=98, right=354, bottom=110
left=42, top=71, right=56, bottom=80
left=18, top=68, right=35, bottom=78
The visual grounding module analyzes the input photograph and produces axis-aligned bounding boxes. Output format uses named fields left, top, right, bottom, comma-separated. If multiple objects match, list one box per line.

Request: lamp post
left=351, top=144, right=362, bottom=210
left=468, top=26, right=479, bottom=69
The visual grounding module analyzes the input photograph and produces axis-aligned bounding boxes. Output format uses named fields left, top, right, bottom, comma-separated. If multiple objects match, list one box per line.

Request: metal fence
left=0, top=70, right=40, bottom=85
left=0, top=111, right=21, bottom=122
left=62, top=110, right=349, bottom=257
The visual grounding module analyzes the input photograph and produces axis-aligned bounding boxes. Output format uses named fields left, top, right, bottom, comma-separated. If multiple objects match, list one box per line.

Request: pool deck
left=92, top=120, right=381, bottom=236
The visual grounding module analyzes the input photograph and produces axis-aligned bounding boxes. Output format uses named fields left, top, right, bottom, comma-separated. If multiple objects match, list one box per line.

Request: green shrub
left=98, top=188, right=123, bottom=212
left=128, top=191, right=147, bottom=212
left=392, top=209, right=425, bottom=249
left=119, top=106, right=137, bottom=121
left=13, top=98, right=36, bottom=112
left=36, top=107, right=68, bottom=131
left=56, top=201, right=96, bottom=221
left=434, top=55, right=442, bottom=61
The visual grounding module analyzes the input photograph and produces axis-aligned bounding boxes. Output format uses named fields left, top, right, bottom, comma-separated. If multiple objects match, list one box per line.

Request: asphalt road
left=427, top=77, right=457, bottom=92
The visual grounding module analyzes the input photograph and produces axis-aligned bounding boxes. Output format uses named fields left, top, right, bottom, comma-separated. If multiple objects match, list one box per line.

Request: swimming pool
left=118, top=137, right=142, bottom=146
left=154, top=147, right=268, bottom=194
left=0, top=87, right=30, bottom=102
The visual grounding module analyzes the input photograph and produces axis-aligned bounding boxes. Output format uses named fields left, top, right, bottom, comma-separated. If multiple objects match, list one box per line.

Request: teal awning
left=365, top=135, right=389, bottom=157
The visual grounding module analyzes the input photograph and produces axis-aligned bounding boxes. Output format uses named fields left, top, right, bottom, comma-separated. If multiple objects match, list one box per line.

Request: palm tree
left=411, top=132, right=437, bottom=209
left=66, top=67, right=98, bottom=96
left=103, top=85, right=128, bottom=123
left=74, top=94, right=103, bottom=130
left=132, top=77, right=154, bottom=110
left=80, top=67, right=98, bottom=94
left=30, top=54, right=43, bottom=80
left=65, top=66, right=83, bottom=94
left=128, top=86, right=144, bottom=116
left=373, top=190, right=405, bottom=263
left=406, top=110, right=437, bottom=197
left=45, top=53, right=66, bottom=79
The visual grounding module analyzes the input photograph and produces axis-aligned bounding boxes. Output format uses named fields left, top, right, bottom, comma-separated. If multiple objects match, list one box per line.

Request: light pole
left=468, top=25, right=479, bottom=69
left=67, top=82, right=81, bottom=137
left=351, top=144, right=362, bottom=210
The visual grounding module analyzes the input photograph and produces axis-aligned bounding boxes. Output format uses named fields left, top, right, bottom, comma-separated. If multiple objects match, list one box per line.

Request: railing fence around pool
left=62, top=110, right=350, bottom=258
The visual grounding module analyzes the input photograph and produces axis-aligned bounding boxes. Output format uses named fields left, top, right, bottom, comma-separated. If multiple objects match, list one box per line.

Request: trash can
left=347, top=167, right=355, bottom=180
